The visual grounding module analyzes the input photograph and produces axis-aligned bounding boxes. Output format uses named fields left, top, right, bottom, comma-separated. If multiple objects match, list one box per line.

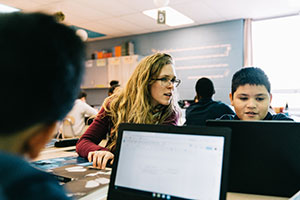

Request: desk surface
left=32, top=146, right=77, bottom=161
left=32, top=147, right=290, bottom=200
left=84, top=191, right=289, bottom=200
left=227, top=192, right=288, bottom=200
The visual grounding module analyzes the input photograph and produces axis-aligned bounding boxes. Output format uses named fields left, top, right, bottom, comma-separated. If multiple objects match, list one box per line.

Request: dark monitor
left=206, top=120, right=300, bottom=197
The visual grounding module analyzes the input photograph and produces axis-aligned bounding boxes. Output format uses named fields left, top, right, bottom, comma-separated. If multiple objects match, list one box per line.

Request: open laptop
left=206, top=120, right=300, bottom=197
left=108, top=123, right=231, bottom=200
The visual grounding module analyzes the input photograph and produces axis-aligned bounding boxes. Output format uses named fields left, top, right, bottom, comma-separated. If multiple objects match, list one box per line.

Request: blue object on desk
left=77, top=160, right=114, bottom=168
left=77, top=162, right=93, bottom=167
left=31, top=156, right=88, bottom=171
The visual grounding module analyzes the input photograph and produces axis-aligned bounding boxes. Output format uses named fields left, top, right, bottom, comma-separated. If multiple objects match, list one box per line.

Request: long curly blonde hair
left=103, top=53, right=180, bottom=150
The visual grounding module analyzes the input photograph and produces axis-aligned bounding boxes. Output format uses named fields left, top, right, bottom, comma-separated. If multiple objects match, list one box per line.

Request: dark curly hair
left=0, top=12, right=85, bottom=134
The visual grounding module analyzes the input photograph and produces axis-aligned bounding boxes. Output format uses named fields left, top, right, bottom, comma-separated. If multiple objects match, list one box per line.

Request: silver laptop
left=108, top=123, right=231, bottom=200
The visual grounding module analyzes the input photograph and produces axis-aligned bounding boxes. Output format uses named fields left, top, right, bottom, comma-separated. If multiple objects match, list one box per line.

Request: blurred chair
left=57, top=116, right=76, bottom=139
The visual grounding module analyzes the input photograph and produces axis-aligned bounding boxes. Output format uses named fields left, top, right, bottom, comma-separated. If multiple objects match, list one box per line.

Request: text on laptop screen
left=114, top=130, right=225, bottom=200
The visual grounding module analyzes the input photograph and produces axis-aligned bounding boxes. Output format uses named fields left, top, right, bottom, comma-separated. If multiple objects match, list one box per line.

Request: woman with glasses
left=76, top=53, right=181, bottom=169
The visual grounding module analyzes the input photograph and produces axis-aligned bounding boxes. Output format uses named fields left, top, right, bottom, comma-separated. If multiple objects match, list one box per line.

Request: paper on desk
left=52, top=164, right=111, bottom=199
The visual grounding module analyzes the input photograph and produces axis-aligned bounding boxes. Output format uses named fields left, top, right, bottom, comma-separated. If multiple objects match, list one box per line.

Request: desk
left=80, top=190, right=289, bottom=200
left=32, top=148, right=290, bottom=200
left=84, top=192, right=289, bottom=200
left=92, top=192, right=289, bottom=200
left=32, top=146, right=78, bottom=161
left=227, top=192, right=288, bottom=200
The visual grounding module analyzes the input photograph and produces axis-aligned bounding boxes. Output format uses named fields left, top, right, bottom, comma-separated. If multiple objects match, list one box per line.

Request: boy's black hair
left=108, top=84, right=120, bottom=95
left=195, top=77, right=215, bottom=99
left=0, top=12, right=85, bottom=134
left=78, top=90, right=87, bottom=99
left=109, top=80, right=119, bottom=87
left=231, top=67, right=271, bottom=96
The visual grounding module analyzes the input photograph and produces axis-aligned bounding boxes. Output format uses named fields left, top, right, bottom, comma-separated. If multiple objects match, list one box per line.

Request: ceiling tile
left=202, top=0, right=296, bottom=19
left=96, top=18, right=148, bottom=33
left=171, top=1, right=223, bottom=22
left=84, top=21, right=125, bottom=35
left=74, top=0, right=137, bottom=17
left=0, top=0, right=299, bottom=38
left=116, top=0, right=156, bottom=11
left=120, top=13, right=169, bottom=29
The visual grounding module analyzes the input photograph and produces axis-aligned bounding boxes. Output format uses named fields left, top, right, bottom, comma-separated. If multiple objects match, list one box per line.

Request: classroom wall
left=86, top=19, right=244, bottom=105
left=84, top=88, right=108, bottom=108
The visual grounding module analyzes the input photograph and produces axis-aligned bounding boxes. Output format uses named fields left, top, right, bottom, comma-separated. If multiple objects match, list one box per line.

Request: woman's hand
left=88, top=150, right=114, bottom=169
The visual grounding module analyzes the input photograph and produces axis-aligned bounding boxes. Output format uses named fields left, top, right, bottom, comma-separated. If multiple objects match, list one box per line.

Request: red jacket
left=76, top=105, right=178, bottom=158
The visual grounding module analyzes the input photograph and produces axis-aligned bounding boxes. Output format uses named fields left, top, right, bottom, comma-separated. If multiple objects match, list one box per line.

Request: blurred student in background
left=76, top=53, right=181, bottom=169
left=185, top=77, right=234, bottom=125
left=219, top=67, right=293, bottom=121
left=108, top=84, right=120, bottom=96
left=109, top=80, right=119, bottom=87
left=0, top=12, right=85, bottom=199
left=64, top=90, right=98, bottom=137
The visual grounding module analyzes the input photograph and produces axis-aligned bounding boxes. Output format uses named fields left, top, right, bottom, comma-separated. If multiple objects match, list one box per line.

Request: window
left=252, top=15, right=300, bottom=109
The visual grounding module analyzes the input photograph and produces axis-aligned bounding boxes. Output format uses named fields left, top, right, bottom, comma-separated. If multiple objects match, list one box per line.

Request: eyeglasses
left=152, top=77, right=181, bottom=87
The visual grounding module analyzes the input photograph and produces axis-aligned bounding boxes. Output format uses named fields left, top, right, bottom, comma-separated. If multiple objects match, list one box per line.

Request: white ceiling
left=0, top=0, right=299, bottom=41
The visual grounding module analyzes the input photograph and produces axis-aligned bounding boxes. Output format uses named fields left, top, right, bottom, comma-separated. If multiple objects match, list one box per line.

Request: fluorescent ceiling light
left=143, top=6, right=194, bottom=27
left=0, top=3, right=19, bottom=13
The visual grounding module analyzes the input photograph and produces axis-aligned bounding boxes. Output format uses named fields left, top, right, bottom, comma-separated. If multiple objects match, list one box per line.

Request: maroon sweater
left=76, top=106, right=179, bottom=158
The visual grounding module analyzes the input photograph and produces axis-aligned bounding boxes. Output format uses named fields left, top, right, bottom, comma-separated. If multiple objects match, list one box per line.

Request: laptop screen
left=206, top=120, right=300, bottom=197
left=108, top=124, right=231, bottom=200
